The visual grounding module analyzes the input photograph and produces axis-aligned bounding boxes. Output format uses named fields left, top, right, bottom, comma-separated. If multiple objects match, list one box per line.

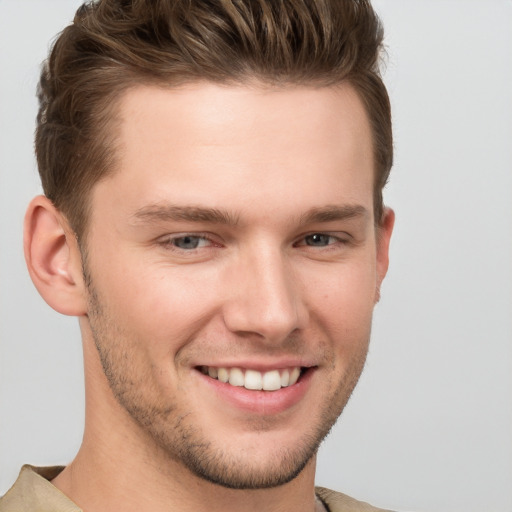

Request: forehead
left=93, top=82, right=374, bottom=222
left=117, top=82, right=372, bottom=159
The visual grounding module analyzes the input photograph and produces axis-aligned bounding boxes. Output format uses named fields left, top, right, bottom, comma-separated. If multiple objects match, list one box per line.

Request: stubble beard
left=85, top=274, right=369, bottom=490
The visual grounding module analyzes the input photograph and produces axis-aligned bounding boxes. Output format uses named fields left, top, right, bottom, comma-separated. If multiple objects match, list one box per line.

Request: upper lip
left=193, top=358, right=317, bottom=372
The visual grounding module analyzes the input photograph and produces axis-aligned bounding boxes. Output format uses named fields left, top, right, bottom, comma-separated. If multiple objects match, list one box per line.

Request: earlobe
left=374, top=207, right=395, bottom=303
left=24, top=195, right=87, bottom=316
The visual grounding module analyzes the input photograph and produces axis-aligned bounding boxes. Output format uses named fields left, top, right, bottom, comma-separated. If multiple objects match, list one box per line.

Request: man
left=0, top=0, right=394, bottom=511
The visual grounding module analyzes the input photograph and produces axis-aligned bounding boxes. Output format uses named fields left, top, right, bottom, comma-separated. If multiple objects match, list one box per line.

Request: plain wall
left=1, top=1, right=511, bottom=511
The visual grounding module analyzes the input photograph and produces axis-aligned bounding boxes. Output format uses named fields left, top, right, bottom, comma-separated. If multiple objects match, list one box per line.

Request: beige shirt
left=0, top=465, right=393, bottom=512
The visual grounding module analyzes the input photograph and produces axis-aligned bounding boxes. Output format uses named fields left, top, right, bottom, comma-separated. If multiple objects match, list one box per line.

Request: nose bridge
left=223, top=243, right=307, bottom=341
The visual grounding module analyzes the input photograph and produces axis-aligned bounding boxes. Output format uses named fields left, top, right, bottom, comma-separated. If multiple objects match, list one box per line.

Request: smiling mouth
left=198, top=366, right=306, bottom=391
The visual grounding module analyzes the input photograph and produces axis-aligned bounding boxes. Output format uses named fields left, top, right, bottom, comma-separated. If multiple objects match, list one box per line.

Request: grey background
left=1, top=1, right=511, bottom=511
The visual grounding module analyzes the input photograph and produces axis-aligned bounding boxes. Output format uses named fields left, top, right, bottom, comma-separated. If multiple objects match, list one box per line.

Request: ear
left=374, top=207, right=395, bottom=303
left=24, top=195, right=87, bottom=316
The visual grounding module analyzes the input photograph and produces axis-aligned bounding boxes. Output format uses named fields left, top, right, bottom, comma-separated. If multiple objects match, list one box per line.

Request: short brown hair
left=36, top=0, right=392, bottom=238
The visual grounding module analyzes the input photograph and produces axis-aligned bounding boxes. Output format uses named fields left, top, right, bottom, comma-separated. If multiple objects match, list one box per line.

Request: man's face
left=81, top=83, right=392, bottom=489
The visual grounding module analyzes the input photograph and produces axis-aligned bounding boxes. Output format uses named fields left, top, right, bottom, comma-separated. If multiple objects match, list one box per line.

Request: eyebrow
left=131, top=203, right=368, bottom=227
left=131, top=204, right=240, bottom=226
left=299, top=204, right=369, bottom=225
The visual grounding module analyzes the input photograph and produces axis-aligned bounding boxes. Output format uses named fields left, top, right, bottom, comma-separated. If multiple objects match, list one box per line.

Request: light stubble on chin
left=83, top=264, right=369, bottom=490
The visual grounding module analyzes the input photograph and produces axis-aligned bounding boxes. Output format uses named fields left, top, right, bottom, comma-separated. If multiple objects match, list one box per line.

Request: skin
left=25, top=82, right=394, bottom=512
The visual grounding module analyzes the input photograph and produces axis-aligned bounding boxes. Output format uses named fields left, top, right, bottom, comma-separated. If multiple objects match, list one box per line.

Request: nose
left=222, top=246, right=309, bottom=343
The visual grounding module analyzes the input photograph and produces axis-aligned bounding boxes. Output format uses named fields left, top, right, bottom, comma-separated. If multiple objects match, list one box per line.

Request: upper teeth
left=202, top=366, right=301, bottom=391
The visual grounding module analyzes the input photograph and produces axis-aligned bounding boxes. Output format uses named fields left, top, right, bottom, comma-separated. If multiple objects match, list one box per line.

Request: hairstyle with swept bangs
left=36, top=0, right=392, bottom=238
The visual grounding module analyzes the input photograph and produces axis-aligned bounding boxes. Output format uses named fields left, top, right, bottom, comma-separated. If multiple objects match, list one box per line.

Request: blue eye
left=171, top=236, right=207, bottom=249
left=304, top=233, right=334, bottom=247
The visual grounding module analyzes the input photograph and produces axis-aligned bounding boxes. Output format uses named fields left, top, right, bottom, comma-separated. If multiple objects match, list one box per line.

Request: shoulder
left=0, top=465, right=80, bottom=512
left=316, top=486, right=395, bottom=512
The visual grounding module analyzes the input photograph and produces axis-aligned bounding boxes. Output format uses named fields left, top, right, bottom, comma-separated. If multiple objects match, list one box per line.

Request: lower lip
left=196, top=368, right=316, bottom=415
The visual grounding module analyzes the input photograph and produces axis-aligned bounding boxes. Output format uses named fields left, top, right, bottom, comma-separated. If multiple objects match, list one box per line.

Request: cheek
left=305, top=259, right=377, bottom=344
left=312, top=259, right=377, bottom=310
left=94, top=255, right=219, bottom=352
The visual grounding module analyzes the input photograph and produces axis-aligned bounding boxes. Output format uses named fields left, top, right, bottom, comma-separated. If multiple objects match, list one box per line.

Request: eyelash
left=295, top=233, right=349, bottom=249
left=158, top=233, right=218, bottom=252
